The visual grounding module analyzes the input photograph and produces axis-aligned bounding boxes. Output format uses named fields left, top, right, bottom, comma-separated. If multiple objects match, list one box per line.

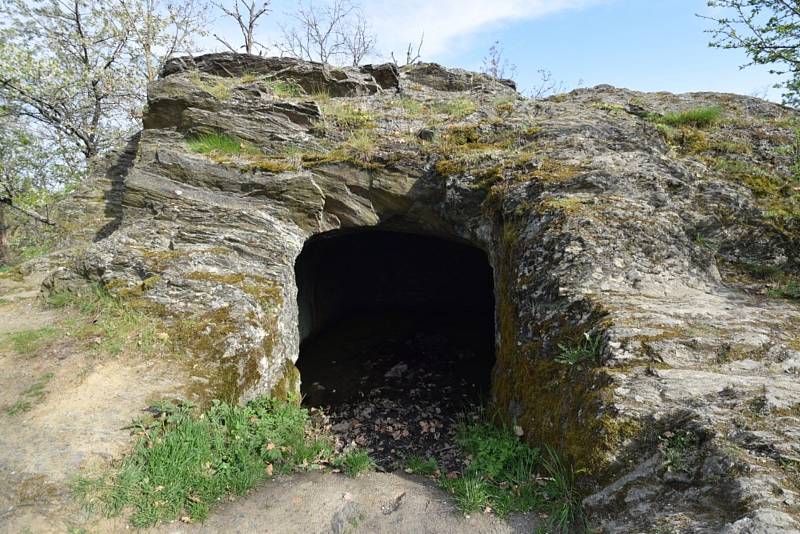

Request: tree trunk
left=0, top=202, right=9, bottom=266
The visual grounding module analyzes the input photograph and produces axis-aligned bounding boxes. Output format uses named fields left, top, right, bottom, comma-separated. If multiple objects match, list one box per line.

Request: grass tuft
left=657, top=106, right=722, bottom=128
left=336, top=449, right=374, bottom=478
left=555, top=332, right=603, bottom=368
left=73, top=396, right=332, bottom=527
left=540, top=445, right=588, bottom=533
left=187, top=132, right=245, bottom=155
left=321, top=101, right=374, bottom=130
left=404, top=455, right=439, bottom=477
left=342, top=130, right=377, bottom=163
left=268, top=80, right=305, bottom=98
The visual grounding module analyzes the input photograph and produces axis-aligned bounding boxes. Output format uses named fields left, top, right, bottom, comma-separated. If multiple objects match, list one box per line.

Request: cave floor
left=298, top=313, right=495, bottom=473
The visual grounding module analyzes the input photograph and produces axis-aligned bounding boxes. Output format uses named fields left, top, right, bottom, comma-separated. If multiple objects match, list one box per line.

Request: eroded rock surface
left=50, top=53, right=800, bottom=532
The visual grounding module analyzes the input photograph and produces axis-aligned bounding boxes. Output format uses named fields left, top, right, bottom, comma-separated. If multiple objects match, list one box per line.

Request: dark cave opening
left=294, top=229, right=496, bottom=469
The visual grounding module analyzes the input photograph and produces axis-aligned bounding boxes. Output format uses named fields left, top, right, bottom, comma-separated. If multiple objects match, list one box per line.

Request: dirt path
left=162, top=471, right=536, bottom=534
left=0, top=272, right=539, bottom=533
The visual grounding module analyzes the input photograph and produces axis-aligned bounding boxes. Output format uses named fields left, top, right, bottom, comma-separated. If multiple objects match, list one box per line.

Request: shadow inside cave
left=294, top=228, right=496, bottom=469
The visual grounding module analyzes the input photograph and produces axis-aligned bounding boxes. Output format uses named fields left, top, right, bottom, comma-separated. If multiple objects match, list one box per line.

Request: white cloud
left=362, top=0, right=605, bottom=60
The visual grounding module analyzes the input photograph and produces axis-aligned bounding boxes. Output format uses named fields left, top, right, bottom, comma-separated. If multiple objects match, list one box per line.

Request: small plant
left=441, top=417, right=543, bottom=517
left=555, top=332, right=603, bottom=368
left=5, top=326, right=59, bottom=355
left=404, top=455, right=439, bottom=477
left=656, top=106, right=722, bottom=128
left=658, top=429, right=698, bottom=474
left=73, top=396, right=333, bottom=527
left=337, top=449, right=374, bottom=478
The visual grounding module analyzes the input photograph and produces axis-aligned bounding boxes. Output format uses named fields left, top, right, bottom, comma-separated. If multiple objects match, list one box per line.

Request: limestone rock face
left=57, top=53, right=800, bottom=532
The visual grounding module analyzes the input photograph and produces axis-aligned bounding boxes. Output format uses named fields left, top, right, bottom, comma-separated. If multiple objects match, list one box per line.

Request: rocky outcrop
left=52, top=53, right=800, bottom=532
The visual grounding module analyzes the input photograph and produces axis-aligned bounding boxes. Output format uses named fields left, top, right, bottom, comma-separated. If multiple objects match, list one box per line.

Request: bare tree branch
left=213, top=0, right=271, bottom=55
left=278, top=0, right=373, bottom=65
left=391, top=32, right=424, bottom=67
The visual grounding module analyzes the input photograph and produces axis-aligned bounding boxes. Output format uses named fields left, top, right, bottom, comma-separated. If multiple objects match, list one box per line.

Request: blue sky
left=206, top=0, right=783, bottom=100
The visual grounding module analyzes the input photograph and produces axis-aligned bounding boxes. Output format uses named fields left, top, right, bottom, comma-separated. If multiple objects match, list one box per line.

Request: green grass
left=188, top=72, right=232, bottom=100
left=5, top=326, right=59, bottom=355
left=268, top=80, right=304, bottom=98
left=321, top=101, right=374, bottom=130
left=5, top=372, right=54, bottom=416
left=540, top=445, right=588, bottom=533
left=656, top=106, right=722, bottom=128
left=442, top=418, right=542, bottom=516
left=336, top=449, right=374, bottom=478
left=404, top=455, right=439, bottom=477
left=73, top=396, right=333, bottom=527
left=768, top=280, right=800, bottom=300
left=394, top=97, right=426, bottom=116
left=48, top=283, right=167, bottom=357
left=342, top=130, right=377, bottom=163
left=555, top=333, right=603, bottom=368
left=186, top=132, right=245, bottom=155
left=445, top=475, right=490, bottom=514
left=432, top=98, right=477, bottom=119
left=434, top=415, right=587, bottom=531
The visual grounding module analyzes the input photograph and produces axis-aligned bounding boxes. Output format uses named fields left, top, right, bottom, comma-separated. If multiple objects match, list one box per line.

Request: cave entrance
left=294, top=229, right=495, bottom=469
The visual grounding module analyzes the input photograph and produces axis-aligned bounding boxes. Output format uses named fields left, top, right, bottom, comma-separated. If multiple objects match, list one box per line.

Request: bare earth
left=0, top=273, right=539, bottom=534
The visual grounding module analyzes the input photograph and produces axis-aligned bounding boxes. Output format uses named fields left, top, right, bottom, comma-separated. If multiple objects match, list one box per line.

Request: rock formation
left=48, top=53, right=800, bottom=532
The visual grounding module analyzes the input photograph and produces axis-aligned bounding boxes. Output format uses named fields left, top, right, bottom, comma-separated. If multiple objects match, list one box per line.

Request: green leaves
left=704, top=1, right=800, bottom=106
